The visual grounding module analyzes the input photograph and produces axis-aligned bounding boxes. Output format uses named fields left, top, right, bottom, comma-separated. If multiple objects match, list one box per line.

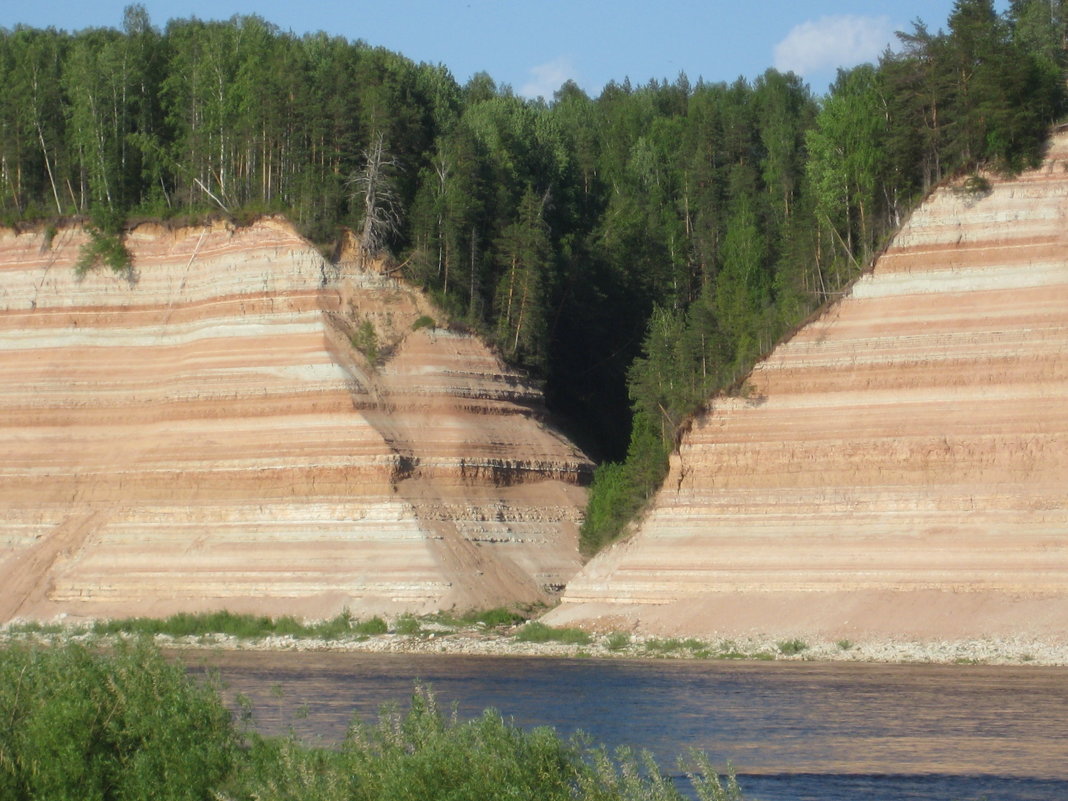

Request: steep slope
left=549, top=132, right=1068, bottom=642
left=0, top=218, right=590, bottom=622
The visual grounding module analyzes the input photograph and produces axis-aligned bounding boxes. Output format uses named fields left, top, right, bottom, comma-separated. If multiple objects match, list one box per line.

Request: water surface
left=184, top=650, right=1068, bottom=801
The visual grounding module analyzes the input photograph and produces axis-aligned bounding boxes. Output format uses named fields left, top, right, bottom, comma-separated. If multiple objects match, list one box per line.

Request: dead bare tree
left=348, top=131, right=403, bottom=264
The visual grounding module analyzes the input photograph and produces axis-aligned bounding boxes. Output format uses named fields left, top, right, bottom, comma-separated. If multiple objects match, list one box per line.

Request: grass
left=351, top=616, right=388, bottom=635
left=605, top=632, right=631, bottom=652
left=5, top=606, right=528, bottom=645
left=426, top=605, right=529, bottom=629
left=776, top=639, right=808, bottom=656
left=393, top=614, right=422, bottom=636
left=4, top=620, right=70, bottom=636
left=514, top=622, right=592, bottom=645
left=642, top=637, right=710, bottom=658
left=87, top=610, right=389, bottom=640
left=5, top=612, right=881, bottom=667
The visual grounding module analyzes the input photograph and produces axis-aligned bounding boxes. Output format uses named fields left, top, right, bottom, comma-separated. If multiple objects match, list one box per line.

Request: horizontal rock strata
left=0, top=219, right=590, bottom=622
left=550, top=133, right=1068, bottom=641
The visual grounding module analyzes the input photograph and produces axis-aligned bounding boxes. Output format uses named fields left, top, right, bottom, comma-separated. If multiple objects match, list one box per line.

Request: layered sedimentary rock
left=0, top=218, right=590, bottom=622
left=550, top=133, right=1068, bottom=641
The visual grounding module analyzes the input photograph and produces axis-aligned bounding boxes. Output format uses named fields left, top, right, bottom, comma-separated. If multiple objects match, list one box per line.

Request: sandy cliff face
left=0, top=218, right=590, bottom=622
left=549, top=133, right=1068, bottom=641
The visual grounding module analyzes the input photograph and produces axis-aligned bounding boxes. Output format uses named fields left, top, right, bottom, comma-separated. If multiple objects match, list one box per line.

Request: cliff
left=0, top=218, right=591, bottom=622
left=548, top=132, right=1068, bottom=642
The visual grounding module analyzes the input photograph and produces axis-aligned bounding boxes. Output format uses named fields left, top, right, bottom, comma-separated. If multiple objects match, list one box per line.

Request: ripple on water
left=183, top=651, right=1068, bottom=801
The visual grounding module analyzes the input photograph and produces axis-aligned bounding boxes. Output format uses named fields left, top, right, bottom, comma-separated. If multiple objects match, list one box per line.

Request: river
left=183, top=650, right=1068, bottom=801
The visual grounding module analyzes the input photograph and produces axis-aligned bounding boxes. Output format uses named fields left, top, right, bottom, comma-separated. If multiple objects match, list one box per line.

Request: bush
left=350, top=615, right=388, bottom=635
left=0, top=640, right=235, bottom=801
left=514, top=622, right=592, bottom=645
left=605, top=632, right=631, bottom=651
left=777, top=639, right=808, bottom=656
left=412, top=314, right=436, bottom=331
left=393, top=614, right=422, bottom=635
left=75, top=204, right=132, bottom=277
left=351, top=319, right=379, bottom=362
left=958, top=173, right=992, bottom=195
left=580, top=412, right=671, bottom=555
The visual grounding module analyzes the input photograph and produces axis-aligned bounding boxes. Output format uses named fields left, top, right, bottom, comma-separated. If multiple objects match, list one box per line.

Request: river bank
left=3, top=620, right=1066, bottom=666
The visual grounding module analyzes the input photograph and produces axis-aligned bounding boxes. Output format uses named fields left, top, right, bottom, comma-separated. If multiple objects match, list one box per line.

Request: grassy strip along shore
left=3, top=608, right=1066, bottom=666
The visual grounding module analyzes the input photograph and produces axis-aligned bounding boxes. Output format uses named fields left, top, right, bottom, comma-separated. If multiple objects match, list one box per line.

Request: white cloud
left=773, top=15, right=895, bottom=78
left=519, top=56, right=577, bottom=100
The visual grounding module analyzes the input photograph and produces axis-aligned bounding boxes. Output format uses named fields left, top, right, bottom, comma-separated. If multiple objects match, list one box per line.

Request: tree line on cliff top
left=0, top=0, right=1064, bottom=552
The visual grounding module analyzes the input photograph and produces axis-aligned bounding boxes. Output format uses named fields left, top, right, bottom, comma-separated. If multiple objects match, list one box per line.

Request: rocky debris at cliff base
left=2, top=623, right=1065, bottom=666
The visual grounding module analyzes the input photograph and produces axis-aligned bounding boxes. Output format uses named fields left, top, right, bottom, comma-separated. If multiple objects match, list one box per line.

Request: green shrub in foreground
left=0, top=640, right=235, bottom=801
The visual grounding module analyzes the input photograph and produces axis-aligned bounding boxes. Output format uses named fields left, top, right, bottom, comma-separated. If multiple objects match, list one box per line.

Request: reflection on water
left=183, top=651, right=1068, bottom=801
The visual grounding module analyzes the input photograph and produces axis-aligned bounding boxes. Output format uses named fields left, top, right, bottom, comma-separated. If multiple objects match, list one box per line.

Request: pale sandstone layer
left=549, top=133, right=1068, bottom=643
left=0, top=218, right=590, bottom=622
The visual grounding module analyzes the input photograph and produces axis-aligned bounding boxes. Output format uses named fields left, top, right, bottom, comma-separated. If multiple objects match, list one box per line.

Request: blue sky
left=3, top=1, right=1011, bottom=99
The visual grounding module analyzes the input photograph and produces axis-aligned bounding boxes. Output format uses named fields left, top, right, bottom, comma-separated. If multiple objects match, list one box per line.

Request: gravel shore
left=5, top=624, right=1064, bottom=666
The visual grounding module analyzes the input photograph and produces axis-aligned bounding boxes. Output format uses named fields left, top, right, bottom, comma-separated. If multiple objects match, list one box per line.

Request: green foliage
left=393, top=614, right=422, bottom=635
left=460, top=606, right=528, bottom=628
left=605, top=631, right=631, bottom=651
left=643, top=637, right=709, bottom=657
left=776, top=638, right=808, bottom=656
left=580, top=411, right=671, bottom=554
left=685, top=752, right=746, bottom=801
left=0, top=640, right=235, bottom=801
left=351, top=615, right=389, bottom=635
left=75, top=205, right=132, bottom=277
left=351, top=319, right=380, bottom=363
left=580, top=462, right=635, bottom=555
left=514, top=621, right=592, bottom=645
left=90, top=609, right=388, bottom=640
left=424, top=605, right=529, bottom=629
left=411, top=314, right=436, bottom=330
left=957, top=174, right=993, bottom=195
left=4, top=620, right=68, bottom=635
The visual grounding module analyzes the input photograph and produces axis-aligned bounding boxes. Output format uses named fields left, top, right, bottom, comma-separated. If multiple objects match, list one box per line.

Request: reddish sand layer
left=0, top=219, right=590, bottom=622
left=549, top=134, right=1068, bottom=642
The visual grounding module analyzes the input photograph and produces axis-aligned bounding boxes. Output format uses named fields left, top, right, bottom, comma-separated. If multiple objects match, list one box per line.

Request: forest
left=1, top=0, right=1064, bottom=552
